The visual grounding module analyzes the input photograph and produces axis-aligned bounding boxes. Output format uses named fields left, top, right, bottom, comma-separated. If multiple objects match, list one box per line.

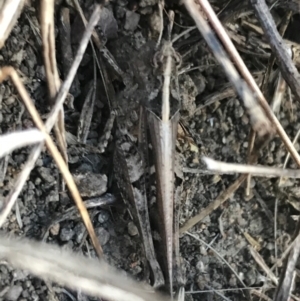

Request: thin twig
left=274, top=197, right=279, bottom=276
left=274, top=227, right=300, bottom=301
left=180, top=174, right=247, bottom=233
left=248, top=246, right=278, bottom=285
left=42, top=193, right=116, bottom=241
left=72, top=0, right=125, bottom=79
left=245, top=130, right=256, bottom=197
left=250, top=289, right=272, bottom=301
left=250, top=0, right=300, bottom=102
left=269, top=41, right=292, bottom=116
left=186, top=232, right=248, bottom=289
left=186, top=287, right=266, bottom=294
left=72, top=0, right=115, bottom=120
left=279, top=128, right=300, bottom=186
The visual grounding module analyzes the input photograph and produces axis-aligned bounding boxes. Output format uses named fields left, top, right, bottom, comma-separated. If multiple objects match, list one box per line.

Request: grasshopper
left=144, top=8, right=185, bottom=298
left=109, top=4, right=185, bottom=298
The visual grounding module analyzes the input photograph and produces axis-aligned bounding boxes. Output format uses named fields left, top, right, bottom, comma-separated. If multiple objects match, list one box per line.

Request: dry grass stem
left=245, top=130, right=256, bottom=196
left=72, top=0, right=124, bottom=78
left=270, top=69, right=287, bottom=114
left=248, top=246, right=278, bottom=285
left=250, top=290, right=272, bottom=301
left=250, top=0, right=300, bottom=102
left=246, top=12, right=292, bottom=197
left=203, top=156, right=300, bottom=178
left=0, top=234, right=168, bottom=301
left=0, top=130, right=45, bottom=158
left=40, top=0, right=68, bottom=165
left=274, top=225, right=300, bottom=301
left=0, top=5, right=103, bottom=258
left=183, top=0, right=272, bottom=137
left=0, top=66, right=104, bottom=257
left=0, top=0, right=25, bottom=49
left=279, top=128, right=300, bottom=186
left=186, top=0, right=300, bottom=168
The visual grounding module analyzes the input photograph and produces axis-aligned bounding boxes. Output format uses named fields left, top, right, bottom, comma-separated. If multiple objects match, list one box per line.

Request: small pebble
left=196, top=260, right=205, bottom=272
left=37, top=167, right=55, bottom=183
left=131, top=265, right=142, bottom=275
left=128, top=221, right=138, bottom=236
left=31, top=291, right=38, bottom=300
left=50, top=223, right=60, bottom=236
left=74, top=223, right=85, bottom=243
left=96, top=227, right=110, bottom=245
left=34, top=177, right=42, bottom=185
left=73, top=172, right=107, bottom=198
left=98, top=210, right=110, bottom=223
left=199, top=245, right=207, bottom=256
left=124, top=10, right=140, bottom=31
left=21, top=290, right=30, bottom=298
left=99, top=7, right=118, bottom=39
left=228, top=274, right=237, bottom=287
left=245, top=269, right=256, bottom=286
left=24, top=280, right=31, bottom=288
left=5, top=96, right=15, bottom=105
left=36, top=158, right=43, bottom=167
left=13, top=270, right=28, bottom=281
left=5, top=285, right=22, bottom=301
left=60, top=227, right=75, bottom=242
left=266, top=242, right=275, bottom=251
left=46, top=190, right=59, bottom=202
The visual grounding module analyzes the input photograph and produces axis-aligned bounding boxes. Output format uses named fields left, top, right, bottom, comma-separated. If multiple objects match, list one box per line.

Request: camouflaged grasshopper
left=111, top=5, right=185, bottom=299
left=144, top=9, right=185, bottom=298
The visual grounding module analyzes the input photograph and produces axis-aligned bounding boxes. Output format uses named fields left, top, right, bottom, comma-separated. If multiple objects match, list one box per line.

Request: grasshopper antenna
left=167, top=10, right=175, bottom=42
left=156, top=0, right=164, bottom=49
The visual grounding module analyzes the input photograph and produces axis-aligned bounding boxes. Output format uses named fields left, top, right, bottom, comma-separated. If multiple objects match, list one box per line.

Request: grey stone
left=12, top=270, right=28, bottom=281
left=73, top=172, right=107, bottom=197
left=96, top=227, right=110, bottom=246
left=74, top=223, right=85, bottom=244
left=128, top=221, right=138, bottom=236
left=60, top=227, right=75, bottom=242
left=98, top=7, right=118, bottom=40
left=5, top=285, right=22, bottom=301
left=37, top=167, right=55, bottom=183
left=98, top=210, right=110, bottom=223
left=124, top=10, right=140, bottom=32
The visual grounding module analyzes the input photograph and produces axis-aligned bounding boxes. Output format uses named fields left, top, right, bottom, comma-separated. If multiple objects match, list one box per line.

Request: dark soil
left=1, top=0, right=300, bottom=300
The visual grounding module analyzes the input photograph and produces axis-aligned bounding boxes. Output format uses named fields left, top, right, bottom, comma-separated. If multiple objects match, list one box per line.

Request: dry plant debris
left=1, top=0, right=300, bottom=301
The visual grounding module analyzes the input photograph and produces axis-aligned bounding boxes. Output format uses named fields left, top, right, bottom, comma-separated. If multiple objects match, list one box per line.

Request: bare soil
left=1, top=0, right=300, bottom=300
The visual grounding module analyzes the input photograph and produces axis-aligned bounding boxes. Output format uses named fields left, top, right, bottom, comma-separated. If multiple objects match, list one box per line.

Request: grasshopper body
left=147, top=110, right=180, bottom=294
left=146, top=38, right=182, bottom=296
